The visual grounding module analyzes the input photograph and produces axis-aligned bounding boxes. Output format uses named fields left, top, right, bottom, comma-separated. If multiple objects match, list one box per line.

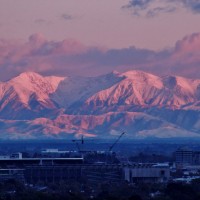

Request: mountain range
left=0, top=70, right=200, bottom=139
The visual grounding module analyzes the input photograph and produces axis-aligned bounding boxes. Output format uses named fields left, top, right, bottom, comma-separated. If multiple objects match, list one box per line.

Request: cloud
left=124, top=0, right=152, bottom=9
left=0, top=32, right=200, bottom=80
left=180, top=0, right=200, bottom=13
left=146, top=6, right=177, bottom=17
left=61, top=14, right=74, bottom=21
left=174, top=33, right=200, bottom=55
left=123, top=0, right=200, bottom=17
left=34, top=19, right=46, bottom=24
left=122, top=0, right=154, bottom=16
left=168, top=33, right=200, bottom=76
left=29, top=33, right=47, bottom=46
left=0, top=33, right=91, bottom=80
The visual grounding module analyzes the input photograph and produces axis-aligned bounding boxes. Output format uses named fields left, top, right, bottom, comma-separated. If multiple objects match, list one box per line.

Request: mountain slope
left=51, top=71, right=123, bottom=108
left=84, top=71, right=200, bottom=112
left=0, top=72, right=65, bottom=119
left=0, top=70, right=199, bottom=139
left=1, top=112, right=199, bottom=139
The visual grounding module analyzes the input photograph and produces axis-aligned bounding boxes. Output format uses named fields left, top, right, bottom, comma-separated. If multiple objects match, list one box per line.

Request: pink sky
left=0, top=0, right=200, bottom=80
left=1, top=0, right=200, bottom=50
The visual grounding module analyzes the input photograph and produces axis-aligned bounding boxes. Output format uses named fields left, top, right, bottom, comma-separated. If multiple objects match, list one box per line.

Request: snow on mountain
left=0, top=70, right=200, bottom=139
left=84, top=70, right=200, bottom=111
left=0, top=72, right=65, bottom=119
left=9, top=72, right=65, bottom=104
left=135, top=127, right=200, bottom=139
left=51, top=71, right=123, bottom=108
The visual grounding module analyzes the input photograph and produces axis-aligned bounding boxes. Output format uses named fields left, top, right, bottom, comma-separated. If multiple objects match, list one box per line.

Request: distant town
left=0, top=139, right=200, bottom=200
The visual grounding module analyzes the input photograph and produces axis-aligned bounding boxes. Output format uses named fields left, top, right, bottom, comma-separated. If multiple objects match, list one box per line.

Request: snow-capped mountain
left=0, top=70, right=200, bottom=139
left=0, top=72, right=65, bottom=119
left=85, top=71, right=200, bottom=110
left=51, top=71, right=123, bottom=108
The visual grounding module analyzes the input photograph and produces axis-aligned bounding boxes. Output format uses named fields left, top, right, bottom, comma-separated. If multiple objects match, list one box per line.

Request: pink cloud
left=28, top=33, right=47, bottom=47
left=166, top=33, right=200, bottom=78
left=174, top=33, right=200, bottom=56
left=0, top=32, right=200, bottom=80
left=50, top=39, right=87, bottom=55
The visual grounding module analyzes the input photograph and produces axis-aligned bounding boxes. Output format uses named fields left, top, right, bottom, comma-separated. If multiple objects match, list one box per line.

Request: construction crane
left=72, top=135, right=84, bottom=152
left=109, top=131, right=125, bottom=152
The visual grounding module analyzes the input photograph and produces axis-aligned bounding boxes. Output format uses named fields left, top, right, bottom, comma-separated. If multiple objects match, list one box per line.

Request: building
left=0, top=152, right=170, bottom=184
left=0, top=155, right=122, bottom=184
left=0, top=168, right=25, bottom=182
left=175, top=148, right=200, bottom=168
left=25, top=165, right=82, bottom=184
left=25, top=164, right=123, bottom=184
left=41, top=149, right=75, bottom=158
left=0, top=157, right=84, bottom=166
left=0, top=156, right=84, bottom=183
left=175, top=147, right=193, bottom=166
left=192, top=151, right=200, bottom=165
left=0, top=152, right=22, bottom=160
left=124, top=163, right=170, bottom=183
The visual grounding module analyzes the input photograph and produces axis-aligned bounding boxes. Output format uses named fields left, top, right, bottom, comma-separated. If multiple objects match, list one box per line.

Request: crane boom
left=109, top=132, right=125, bottom=152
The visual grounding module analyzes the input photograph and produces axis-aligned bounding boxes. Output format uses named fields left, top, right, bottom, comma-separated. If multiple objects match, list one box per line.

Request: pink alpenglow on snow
left=0, top=70, right=200, bottom=139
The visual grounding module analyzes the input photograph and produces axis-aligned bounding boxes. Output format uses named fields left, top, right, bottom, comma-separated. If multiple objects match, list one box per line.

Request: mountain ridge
left=0, top=70, right=199, bottom=139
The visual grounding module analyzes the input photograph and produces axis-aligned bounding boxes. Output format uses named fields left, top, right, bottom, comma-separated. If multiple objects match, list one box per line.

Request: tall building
left=175, top=147, right=193, bottom=165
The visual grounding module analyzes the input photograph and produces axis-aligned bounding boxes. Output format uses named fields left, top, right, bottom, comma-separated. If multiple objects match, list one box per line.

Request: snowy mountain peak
left=162, top=75, right=199, bottom=94
left=121, top=70, right=156, bottom=78
left=84, top=70, right=200, bottom=110
left=120, top=70, right=162, bottom=88
left=111, top=70, right=121, bottom=76
left=10, top=71, right=65, bottom=89
left=13, top=71, right=43, bottom=81
left=0, top=70, right=200, bottom=139
left=0, top=72, right=65, bottom=113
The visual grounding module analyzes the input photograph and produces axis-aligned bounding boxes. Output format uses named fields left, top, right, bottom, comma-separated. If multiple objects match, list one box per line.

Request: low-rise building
left=0, top=152, right=171, bottom=184
left=124, top=163, right=170, bottom=183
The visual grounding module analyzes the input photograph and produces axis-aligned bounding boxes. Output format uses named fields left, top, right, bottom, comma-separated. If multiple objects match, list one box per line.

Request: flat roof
left=0, top=157, right=83, bottom=161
